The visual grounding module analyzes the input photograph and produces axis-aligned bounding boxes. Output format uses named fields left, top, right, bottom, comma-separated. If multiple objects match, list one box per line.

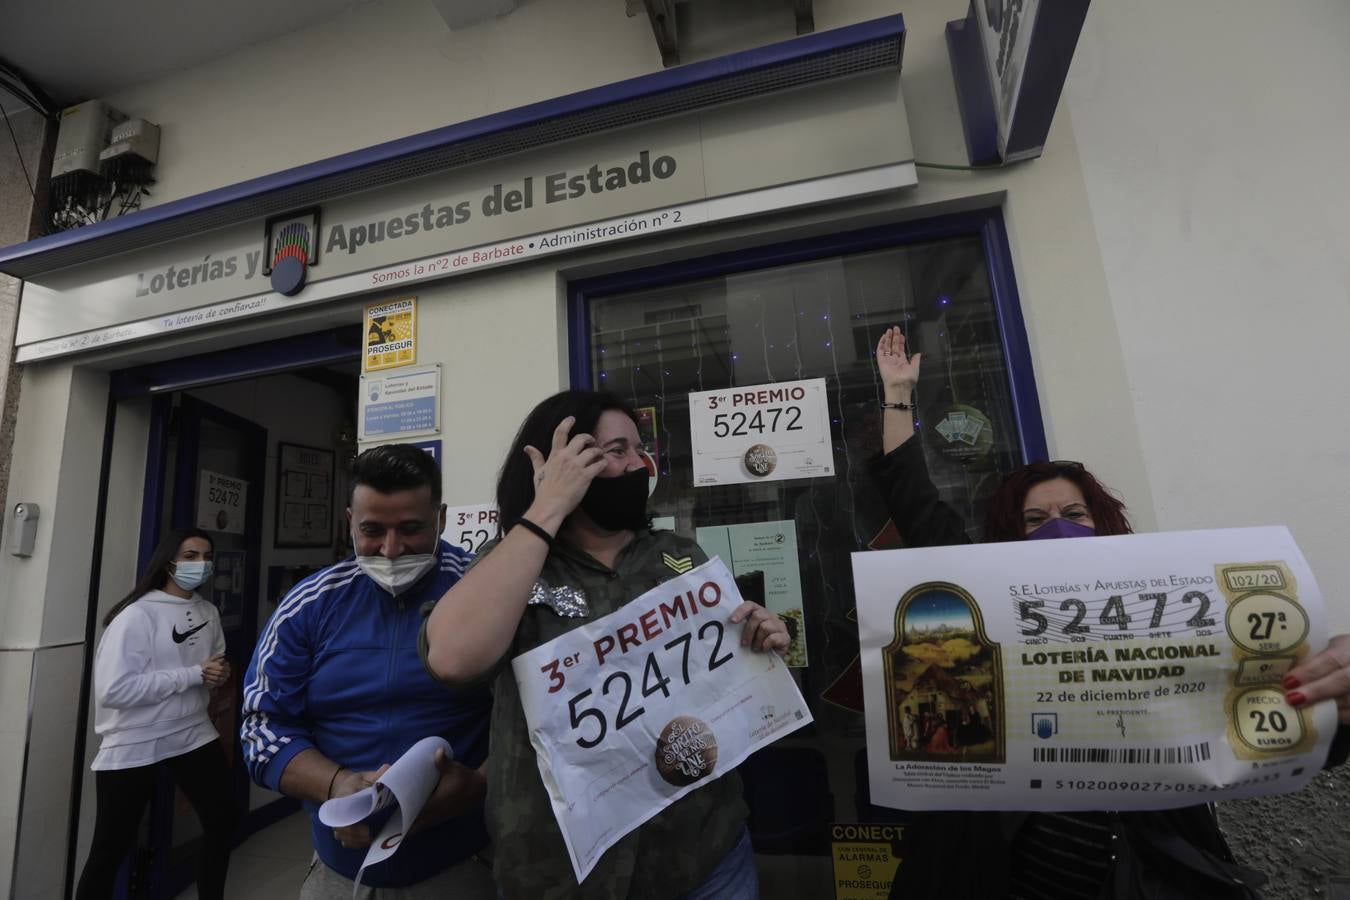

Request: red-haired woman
left=871, top=326, right=1350, bottom=900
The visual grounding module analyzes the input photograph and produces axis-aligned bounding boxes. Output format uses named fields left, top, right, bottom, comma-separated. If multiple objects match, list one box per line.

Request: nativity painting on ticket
left=882, top=582, right=1005, bottom=763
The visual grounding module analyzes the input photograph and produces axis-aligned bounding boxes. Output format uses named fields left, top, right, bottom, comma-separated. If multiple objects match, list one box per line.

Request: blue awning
left=0, top=15, right=904, bottom=279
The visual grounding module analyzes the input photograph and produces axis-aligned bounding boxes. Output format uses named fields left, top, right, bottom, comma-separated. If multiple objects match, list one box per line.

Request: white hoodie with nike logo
left=91, top=589, right=225, bottom=770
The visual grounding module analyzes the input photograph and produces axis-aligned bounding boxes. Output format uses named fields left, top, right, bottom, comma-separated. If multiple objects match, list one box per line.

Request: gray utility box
left=53, top=100, right=118, bottom=177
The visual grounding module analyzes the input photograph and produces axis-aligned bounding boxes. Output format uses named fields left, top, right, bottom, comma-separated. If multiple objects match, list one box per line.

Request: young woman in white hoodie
left=76, top=528, right=236, bottom=900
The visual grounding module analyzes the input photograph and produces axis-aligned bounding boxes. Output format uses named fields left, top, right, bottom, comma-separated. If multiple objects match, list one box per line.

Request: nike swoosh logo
left=172, top=622, right=209, bottom=643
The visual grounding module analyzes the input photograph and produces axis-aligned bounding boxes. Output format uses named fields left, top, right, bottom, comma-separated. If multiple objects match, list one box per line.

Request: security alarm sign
left=688, top=378, right=834, bottom=486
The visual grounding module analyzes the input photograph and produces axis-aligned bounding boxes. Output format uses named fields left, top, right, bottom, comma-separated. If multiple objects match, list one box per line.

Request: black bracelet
left=327, top=764, right=345, bottom=800
left=515, top=517, right=556, bottom=547
left=880, top=399, right=914, bottom=411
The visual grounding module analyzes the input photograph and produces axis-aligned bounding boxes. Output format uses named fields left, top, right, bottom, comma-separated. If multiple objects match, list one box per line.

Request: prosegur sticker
left=364, top=296, right=417, bottom=372
left=831, top=823, right=905, bottom=900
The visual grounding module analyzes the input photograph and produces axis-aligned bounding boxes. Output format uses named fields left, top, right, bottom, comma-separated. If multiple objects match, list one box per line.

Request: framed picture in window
left=275, top=442, right=335, bottom=548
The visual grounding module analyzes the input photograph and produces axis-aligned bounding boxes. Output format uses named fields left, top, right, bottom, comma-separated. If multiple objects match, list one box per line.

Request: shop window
left=576, top=212, right=1039, bottom=715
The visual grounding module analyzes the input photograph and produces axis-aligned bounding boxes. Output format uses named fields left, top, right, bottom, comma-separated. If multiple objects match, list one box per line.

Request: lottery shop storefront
left=0, top=16, right=1077, bottom=899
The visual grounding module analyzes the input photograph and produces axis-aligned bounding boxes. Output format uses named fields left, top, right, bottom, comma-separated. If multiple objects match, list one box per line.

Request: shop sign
left=687, top=378, right=834, bottom=486
left=359, top=364, right=440, bottom=440
left=17, top=72, right=917, bottom=362
left=948, top=0, right=1090, bottom=163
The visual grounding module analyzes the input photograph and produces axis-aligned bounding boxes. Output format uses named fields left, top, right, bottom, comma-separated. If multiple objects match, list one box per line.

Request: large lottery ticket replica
left=854, top=527, right=1335, bottom=811
left=513, top=558, right=812, bottom=882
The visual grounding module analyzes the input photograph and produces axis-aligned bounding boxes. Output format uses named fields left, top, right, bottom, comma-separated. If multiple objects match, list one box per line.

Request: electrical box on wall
left=100, top=118, right=161, bottom=185
left=102, top=118, right=160, bottom=165
left=52, top=100, right=119, bottom=178
left=49, top=101, right=160, bottom=232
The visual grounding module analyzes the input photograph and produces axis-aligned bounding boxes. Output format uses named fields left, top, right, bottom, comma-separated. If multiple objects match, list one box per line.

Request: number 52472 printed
left=512, top=558, right=812, bottom=882
left=854, top=526, right=1337, bottom=812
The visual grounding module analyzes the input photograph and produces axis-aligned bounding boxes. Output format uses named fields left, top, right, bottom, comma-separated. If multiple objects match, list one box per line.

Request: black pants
left=76, top=740, right=236, bottom=900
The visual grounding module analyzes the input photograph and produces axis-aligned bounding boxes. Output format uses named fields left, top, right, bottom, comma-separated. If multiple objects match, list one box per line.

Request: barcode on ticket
left=1032, top=742, right=1211, bottom=765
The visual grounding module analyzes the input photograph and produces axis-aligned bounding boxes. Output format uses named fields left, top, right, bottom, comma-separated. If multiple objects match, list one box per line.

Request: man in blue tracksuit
left=241, top=444, right=493, bottom=898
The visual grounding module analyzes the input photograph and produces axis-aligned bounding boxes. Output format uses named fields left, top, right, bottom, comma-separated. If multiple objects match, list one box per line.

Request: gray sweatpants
left=298, top=854, right=496, bottom=899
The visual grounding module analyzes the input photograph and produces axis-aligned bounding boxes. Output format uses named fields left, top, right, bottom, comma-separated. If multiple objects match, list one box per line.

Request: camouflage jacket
left=422, top=529, right=747, bottom=899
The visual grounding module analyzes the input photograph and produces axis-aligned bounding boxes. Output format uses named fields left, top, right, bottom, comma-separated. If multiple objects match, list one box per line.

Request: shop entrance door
left=141, top=395, right=266, bottom=900
left=76, top=325, right=362, bottom=899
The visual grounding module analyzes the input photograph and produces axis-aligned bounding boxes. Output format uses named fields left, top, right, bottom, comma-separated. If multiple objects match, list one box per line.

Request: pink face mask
left=1027, top=518, right=1096, bottom=540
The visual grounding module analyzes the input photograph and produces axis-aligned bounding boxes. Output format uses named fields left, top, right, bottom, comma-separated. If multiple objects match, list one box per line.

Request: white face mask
left=355, top=553, right=436, bottom=596
left=171, top=560, right=213, bottom=591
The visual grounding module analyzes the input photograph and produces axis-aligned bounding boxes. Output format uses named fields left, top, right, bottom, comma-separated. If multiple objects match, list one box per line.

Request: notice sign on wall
left=196, top=470, right=247, bottom=534
left=359, top=364, right=440, bottom=439
left=695, top=520, right=809, bottom=667
left=364, top=296, right=417, bottom=372
left=443, top=502, right=499, bottom=554
left=831, top=823, right=905, bottom=900
left=688, top=378, right=834, bottom=486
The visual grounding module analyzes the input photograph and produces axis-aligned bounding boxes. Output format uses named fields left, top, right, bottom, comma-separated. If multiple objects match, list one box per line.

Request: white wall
left=1065, top=1, right=1350, bottom=631
left=0, top=364, right=110, bottom=900
left=104, top=0, right=660, bottom=206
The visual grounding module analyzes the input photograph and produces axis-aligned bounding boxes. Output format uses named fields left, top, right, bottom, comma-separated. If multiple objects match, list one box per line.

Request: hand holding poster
left=853, top=527, right=1335, bottom=811
left=318, top=736, right=451, bottom=895
left=512, top=558, right=812, bottom=883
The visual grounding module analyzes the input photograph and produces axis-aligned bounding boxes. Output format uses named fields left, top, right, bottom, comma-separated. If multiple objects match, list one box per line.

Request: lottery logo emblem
left=1032, top=713, right=1058, bottom=740
left=743, top=444, right=777, bottom=478
left=655, top=715, right=718, bottom=787
left=264, top=209, right=320, bottom=297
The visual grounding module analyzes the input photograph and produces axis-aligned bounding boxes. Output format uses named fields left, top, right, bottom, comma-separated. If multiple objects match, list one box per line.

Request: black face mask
left=578, top=468, right=650, bottom=532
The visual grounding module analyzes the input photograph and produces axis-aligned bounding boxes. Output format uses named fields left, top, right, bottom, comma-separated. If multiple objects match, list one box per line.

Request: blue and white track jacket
left=241, top=541, right=490, bottom=887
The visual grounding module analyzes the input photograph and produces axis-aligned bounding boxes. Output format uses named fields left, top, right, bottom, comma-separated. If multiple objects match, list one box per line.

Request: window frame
left=567, top=207, right=1048, bottom=463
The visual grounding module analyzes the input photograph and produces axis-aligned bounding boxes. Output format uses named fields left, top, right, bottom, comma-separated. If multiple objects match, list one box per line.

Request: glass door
left=145, top=396, right=266, bottom=899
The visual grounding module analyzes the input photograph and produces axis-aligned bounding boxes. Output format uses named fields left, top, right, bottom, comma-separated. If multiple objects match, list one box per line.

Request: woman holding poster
left=870, top=326, right=1350, bottom=899
left=422, top=390, right=789, bottom=899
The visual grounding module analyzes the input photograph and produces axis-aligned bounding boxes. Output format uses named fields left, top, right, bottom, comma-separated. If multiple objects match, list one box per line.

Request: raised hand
left=522, top=416, right=607, bottom=526
left=876, top=326, right=921, bottom=397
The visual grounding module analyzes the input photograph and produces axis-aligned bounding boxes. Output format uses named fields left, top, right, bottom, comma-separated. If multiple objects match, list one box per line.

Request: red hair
left=982, top=461, right=1132, bottom=542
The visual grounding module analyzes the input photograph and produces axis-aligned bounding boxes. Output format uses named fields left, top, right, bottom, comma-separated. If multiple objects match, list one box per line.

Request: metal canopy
left=0, top=15, right=904, bottom=280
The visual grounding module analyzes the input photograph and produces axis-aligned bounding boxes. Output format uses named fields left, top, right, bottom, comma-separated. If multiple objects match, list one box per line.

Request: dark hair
left=496, top=390, right=638, bottom=529
left=350, top=444, right=442, bottom=506
left=982, top=460, right=1132, bottom=542
left=103, top=528, right=214, bottom=627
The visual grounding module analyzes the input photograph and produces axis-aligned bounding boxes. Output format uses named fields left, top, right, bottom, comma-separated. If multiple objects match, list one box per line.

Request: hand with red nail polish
left=1281, top=634, right=1350, bottom=724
